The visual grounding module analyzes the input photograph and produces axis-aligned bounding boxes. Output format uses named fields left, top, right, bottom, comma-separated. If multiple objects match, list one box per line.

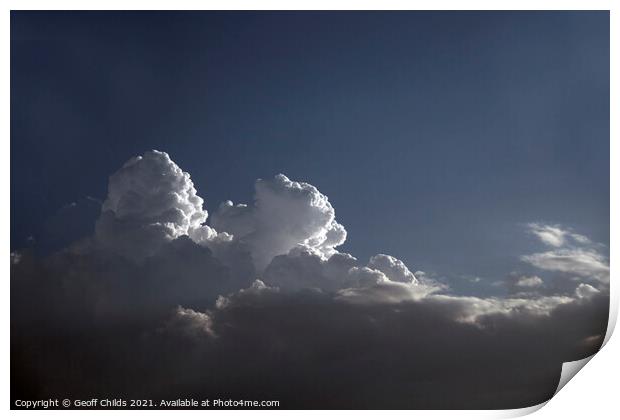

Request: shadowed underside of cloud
left=11, top=151, right=609, bottom=409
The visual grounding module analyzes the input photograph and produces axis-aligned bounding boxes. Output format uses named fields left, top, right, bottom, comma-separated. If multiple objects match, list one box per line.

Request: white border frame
left=2, top=3, right=616, bottom=419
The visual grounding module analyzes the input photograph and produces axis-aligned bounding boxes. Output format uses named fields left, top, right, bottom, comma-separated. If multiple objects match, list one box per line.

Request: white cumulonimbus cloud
left=368, top=254, right=419, bottom=284
left=95, top=150, right=220, bottom=261
left=211, top=173, right=346, bottom=270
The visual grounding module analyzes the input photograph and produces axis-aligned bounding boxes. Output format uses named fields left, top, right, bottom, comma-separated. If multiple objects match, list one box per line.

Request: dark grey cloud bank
left=11, top=151, right=609, bottom=409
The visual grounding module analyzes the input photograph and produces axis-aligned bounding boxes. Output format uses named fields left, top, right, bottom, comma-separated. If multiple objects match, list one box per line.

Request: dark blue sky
left=11, top=11, right=609, bottom=290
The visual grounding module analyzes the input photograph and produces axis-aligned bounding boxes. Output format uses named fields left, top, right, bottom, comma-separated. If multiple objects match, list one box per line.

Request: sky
left=10, top=11, right=610, bottom=408
left=11, top=11, right=609, bottom=291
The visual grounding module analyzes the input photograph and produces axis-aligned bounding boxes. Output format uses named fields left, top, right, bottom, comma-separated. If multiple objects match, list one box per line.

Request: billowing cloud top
left=11, top=152, right=609, bottom=409
left=95, top=150, right=219, bottom=260
left=211, top=173, right=346, bottom=270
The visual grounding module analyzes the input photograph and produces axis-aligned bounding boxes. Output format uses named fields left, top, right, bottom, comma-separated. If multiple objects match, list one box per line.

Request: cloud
left=10, top=251, right=22, bottom=265
left=526, top=223, right=591, bottom=248
left=39, top=196, right=102, bottom=253
left=515, top=275, right=544, bottom=288
left=521, top=249, right=610, bottom=283
left=155, top=285, right=606, bottom=409
left=211, top=174, right=346, bottom=270
left=262, top=247, right=427, bottom=293
left=522, top=223, right=609, bottom=285
left=263, top=246, right=358, bottom=292
left=368, top=254, right=419, bottom=284
left=10, top=151, right=609, bottom=409
left=575, top=283, right=601, bottom=300
left=166, top=306, right=216, bottom=338
left=95, top=150, right=220, bottom=261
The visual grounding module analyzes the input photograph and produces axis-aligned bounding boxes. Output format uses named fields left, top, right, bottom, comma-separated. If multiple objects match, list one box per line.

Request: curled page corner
left=492, top=401, right=548, bottom=418
left=602, top=292, right=618, bottom=348
left=549, top=302, right=616, bottom=402
left=554, top=354, right=595, bottom=397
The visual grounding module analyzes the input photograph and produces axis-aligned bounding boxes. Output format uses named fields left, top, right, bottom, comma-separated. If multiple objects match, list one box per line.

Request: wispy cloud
left=522, top=223, right=609, bottom=284
left=515, top=275, right=543, bottom=288
left=526, top=222, right=591, bottom=248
